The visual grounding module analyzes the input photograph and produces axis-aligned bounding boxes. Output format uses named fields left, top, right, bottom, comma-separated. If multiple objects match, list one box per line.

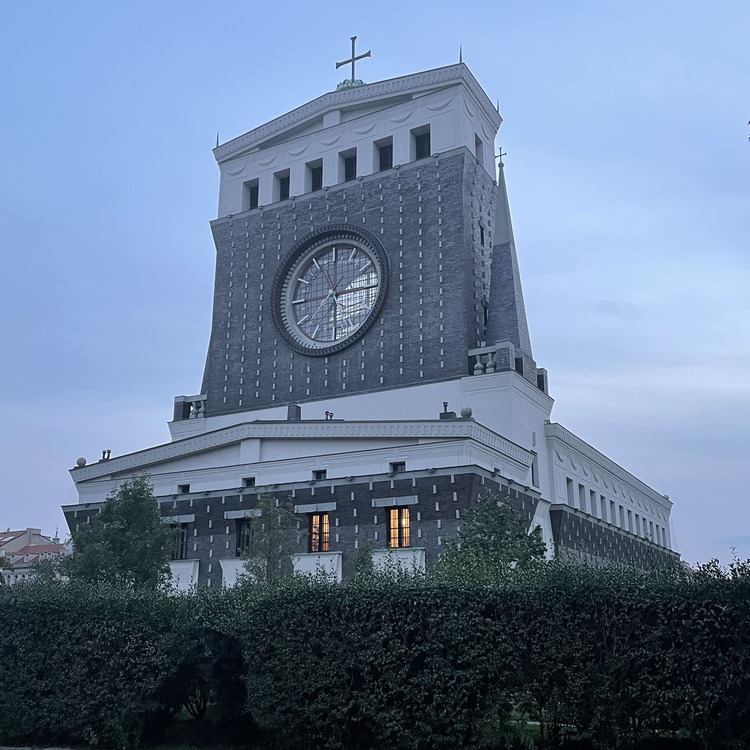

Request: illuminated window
left=388, top=507, right=411, bottom=548
left=309, top=513, right=330, bottom=553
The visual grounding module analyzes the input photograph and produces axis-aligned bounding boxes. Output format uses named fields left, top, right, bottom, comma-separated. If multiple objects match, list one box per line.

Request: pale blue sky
left=2, top=1, right=748, bottom=564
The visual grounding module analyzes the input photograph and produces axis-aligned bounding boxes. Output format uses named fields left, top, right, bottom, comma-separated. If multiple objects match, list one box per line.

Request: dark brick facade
left=63, top=468, right=540, bottom=586
left=549, top=505, right=679, bottom=568
left=201, top=149, right=499, bottom=417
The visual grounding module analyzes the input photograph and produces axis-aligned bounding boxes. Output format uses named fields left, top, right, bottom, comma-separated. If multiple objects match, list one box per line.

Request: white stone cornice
left=545, top=422, right=671, bottom=509
left=215, top=64, right=501, bottom=162
left=70, top=419, right=532, bottom=482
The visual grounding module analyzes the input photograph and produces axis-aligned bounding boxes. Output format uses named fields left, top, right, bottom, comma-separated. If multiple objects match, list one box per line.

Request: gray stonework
left=549, top=505, right=679, bottom=568
left=199, top=147, right=542, bottom=418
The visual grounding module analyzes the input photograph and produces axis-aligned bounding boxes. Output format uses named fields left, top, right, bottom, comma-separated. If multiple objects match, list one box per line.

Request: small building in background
left=0, top=528, right=68, bottom=585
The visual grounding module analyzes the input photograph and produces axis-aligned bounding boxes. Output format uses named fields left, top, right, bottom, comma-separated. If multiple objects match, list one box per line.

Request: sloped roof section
left=214, top=63, right=501, bottom=163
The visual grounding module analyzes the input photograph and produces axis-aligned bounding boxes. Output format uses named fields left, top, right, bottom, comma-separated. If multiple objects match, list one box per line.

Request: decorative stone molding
left=214, top=64, right=501, bottom=162
left=224, top=509, right=261, bottom=520
left=294, top=502, right=337, bottom=514
left=71, top=419, right=533, bottom=482
left=546, top=422, right=671, bottom=510
left=372, top=495, right=418, bottom=508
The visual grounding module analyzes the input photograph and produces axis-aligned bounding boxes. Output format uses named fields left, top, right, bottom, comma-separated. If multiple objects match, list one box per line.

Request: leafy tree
left=239, top=494, right=296, bottom=584
left=0, top=554, right=11, bottom=585
left=435, top=491, right=546, bottom=581
left=60, top=475, right=173, bottom=590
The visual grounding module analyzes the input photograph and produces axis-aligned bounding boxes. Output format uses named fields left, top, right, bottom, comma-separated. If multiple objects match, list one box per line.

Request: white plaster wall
left=217, top=84, right=497, bottom=217
left=219, top=558, right=245, bottom=587
left=169, top=372, right=553, bottom=492
left=372, top=547, right=426, bottom=572
left=169, top=559, right=199, bottom=591
left=545, top=428, right=673, bottom=549
left=292, top=551, right=343, bottom=581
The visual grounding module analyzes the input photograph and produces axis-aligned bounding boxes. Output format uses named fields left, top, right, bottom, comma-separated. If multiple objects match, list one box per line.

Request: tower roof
left=214, top=63, right=501, bottom=163
left=487, top=156, right=533, bottom=357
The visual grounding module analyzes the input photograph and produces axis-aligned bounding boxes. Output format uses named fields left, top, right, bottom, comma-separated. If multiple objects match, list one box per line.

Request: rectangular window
left=178, top=483, right=190, bottom=494
left=479, top=224, right=485, bottom=246
left=600, top=496, right=607, bottom=521
left=530, top=453, right=539, bottom=487
left=412, top=126, right=431, bottom=161
left=619, top=505, right=625, bottom=528
left=306, top=160, right=323, bottom=192
left=242, top=179, right=259, bottom=211
left=610, top=500, right=616, bottom=525
left=566, top=477, right=574, bottom=505
left=309, top=513, right=330, bottom=553
left=312, top=469, right=327, bottom=481
left=474, top=134, right=484, bottom=165
left=388, top=507, right=411, bottom=548
left=242, top=477, right=256, bottom=488
left=344, top=154, right=357, bottom=181
left=376, top=138, right=393, bottom=171
left=275, top=170, right=290, bottom=202
left=171, top=524, right=188, bottom=560
left=578, top=484, right=587, bottom=513
left=627, top=509, right=633, bottom=533
left=590, top=490, right=598, bottom=518
left=389, top=461, right=406, bottom=474
left=236, top=518, right=254, bottom=556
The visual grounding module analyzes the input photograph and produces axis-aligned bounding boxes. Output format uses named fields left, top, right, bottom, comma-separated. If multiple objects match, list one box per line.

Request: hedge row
left=1, top=562, right=749, bottom=749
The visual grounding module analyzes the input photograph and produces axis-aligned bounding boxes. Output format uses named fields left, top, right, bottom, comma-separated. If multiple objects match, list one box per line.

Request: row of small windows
left=174, top=463, right=403, bottom=499
left=169, top=505, right=415, bottom=560
left=241, top=126, right=432, bottom=210
left=170, top=462, right=413, bottom=560
left=565, top=477, right=667, bottom=546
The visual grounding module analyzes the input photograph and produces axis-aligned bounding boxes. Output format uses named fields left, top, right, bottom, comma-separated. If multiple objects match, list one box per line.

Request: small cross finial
left=496, top=149, right=508, bottom=165
left=336, top=35, right=371, bottom=84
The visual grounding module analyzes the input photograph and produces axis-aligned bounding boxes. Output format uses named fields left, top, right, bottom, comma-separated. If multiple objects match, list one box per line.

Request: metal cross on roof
left=336, top=36, right=371, bottom=84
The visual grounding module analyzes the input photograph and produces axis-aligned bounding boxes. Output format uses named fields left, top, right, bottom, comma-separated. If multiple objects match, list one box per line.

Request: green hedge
left=1, top=562, right=749, bottom=749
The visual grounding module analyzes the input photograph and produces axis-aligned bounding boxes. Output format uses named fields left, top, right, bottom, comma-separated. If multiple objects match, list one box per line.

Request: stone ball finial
left=76, top=457, right=87, bottom=467
left=460, top=406, right=473, bottom=419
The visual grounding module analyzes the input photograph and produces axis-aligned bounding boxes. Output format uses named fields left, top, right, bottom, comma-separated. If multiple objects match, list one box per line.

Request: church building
left=63, top=48, right=678, bottom=587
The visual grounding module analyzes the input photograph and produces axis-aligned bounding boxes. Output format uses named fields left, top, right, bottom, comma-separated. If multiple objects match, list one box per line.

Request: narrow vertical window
left=474, top=134, right=484, bottom=165
left=236, top=518, right=254, bottom=555
left=566, top=478, right=574, bottom=506
left=388, top=507, right=411, bottom=548
left=171, top=524, right=189, bottom=560
left=309, top=513, right=330, bottom=553
left=306, top=160, right=323, bottom=192
left=275, top=170, right=290, bottom=202
left=376, top=138, right=393, bottom=171
left=578, top=484, right=587, bottom=513
left=340, top=149, right=357, bottom=182
left=412, top=126, right=431, bottom=160
left=243, top=179, right=259, bottom=210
